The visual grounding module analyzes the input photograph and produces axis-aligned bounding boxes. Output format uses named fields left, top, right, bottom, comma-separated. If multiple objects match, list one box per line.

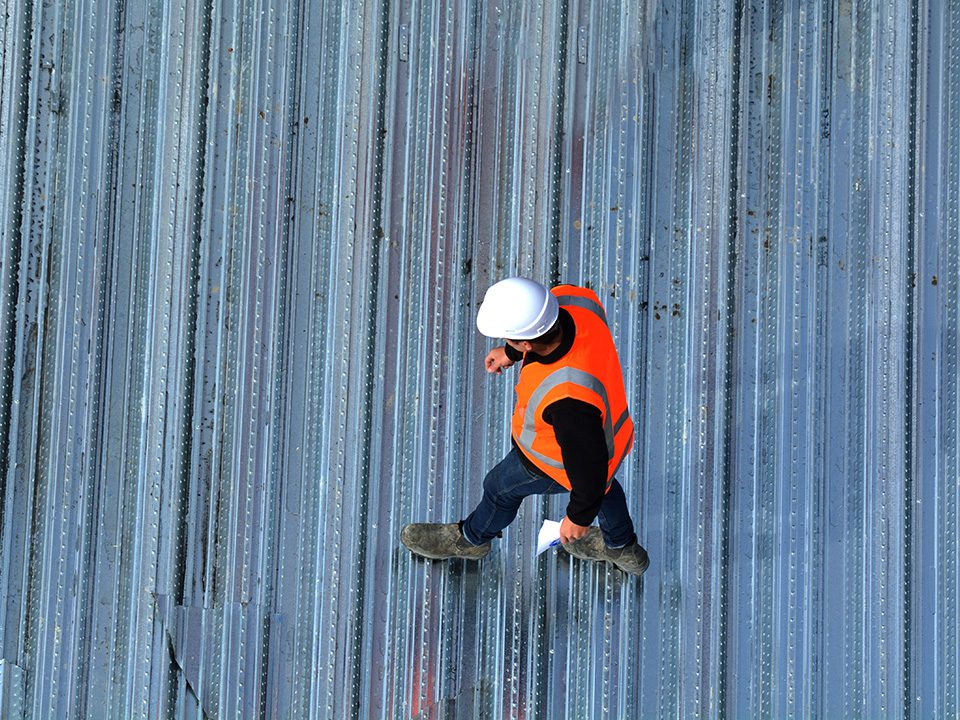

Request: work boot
left=563, top=528, right=649, bottom=576
left=400, top=522, right=491, bottom=560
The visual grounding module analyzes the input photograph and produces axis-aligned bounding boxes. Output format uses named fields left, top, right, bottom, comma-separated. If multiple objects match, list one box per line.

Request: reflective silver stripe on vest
left=520, top=443, right=566, bottom=470
left=555, top=294, right=608, bottom=326
left=520, top=432, right=627, bottom=486
left=613, top=408, right=630, bottom=436
left=608, top=410, right=632, bottom=482
left=608, top=444, right=629, bottom=484
left=518, top=367, right=616, bottom=460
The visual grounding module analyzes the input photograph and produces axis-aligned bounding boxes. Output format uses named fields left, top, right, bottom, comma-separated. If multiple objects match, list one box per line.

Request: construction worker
left=400, top=277, right=649, bottom=575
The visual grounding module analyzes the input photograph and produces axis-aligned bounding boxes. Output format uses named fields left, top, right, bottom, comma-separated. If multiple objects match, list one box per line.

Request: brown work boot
left=400, top=522, right=491, bottom=560
left=563, top=527, right=649, bottom=576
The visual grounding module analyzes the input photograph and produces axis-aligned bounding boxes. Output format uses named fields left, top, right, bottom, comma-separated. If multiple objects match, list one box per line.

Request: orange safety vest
left=511, top=285, right=634, bottom=490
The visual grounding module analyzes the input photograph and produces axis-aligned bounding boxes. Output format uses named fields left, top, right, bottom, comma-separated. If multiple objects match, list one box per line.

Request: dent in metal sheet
left=156, top=597, right=212, bottom=715
left=157, top=595, right=279, bottom=719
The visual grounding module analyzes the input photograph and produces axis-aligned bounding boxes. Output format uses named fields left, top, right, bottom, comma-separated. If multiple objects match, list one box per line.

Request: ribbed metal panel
left=0, top=0, right=957, bottom=718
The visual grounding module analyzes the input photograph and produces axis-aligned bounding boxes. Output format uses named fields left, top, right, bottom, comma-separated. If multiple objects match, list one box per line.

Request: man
left=400, top=277, right=648, bottom=575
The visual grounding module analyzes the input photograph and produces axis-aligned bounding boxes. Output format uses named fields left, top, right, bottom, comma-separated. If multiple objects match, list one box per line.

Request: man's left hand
left=559, top=516, right=590, bottom=544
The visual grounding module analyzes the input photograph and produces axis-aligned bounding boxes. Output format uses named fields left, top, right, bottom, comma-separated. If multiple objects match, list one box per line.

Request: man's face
left=505, top=339, right=532, bottom=354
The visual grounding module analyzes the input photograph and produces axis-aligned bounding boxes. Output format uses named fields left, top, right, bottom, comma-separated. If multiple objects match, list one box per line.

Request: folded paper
left=536, top=519, right=563, bottom=556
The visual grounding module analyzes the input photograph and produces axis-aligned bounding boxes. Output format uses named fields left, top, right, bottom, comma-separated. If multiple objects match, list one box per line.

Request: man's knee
left=482, top=469, right=508, bottom=502
left=484, top=470, right=529, bottom=510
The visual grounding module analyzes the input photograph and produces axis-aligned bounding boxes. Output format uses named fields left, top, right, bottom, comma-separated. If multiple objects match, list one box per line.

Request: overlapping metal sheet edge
left=0, top=0, right=957, bottom=718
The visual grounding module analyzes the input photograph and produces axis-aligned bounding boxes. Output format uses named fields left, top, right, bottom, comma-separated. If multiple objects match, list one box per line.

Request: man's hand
left=559, top=515, right=590, bottom=544
left=484, top=346, right=515, bottom=375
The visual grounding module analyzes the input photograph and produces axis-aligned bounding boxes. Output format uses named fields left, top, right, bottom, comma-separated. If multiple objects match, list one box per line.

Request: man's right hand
left=484, top=346, right=515, bottom=375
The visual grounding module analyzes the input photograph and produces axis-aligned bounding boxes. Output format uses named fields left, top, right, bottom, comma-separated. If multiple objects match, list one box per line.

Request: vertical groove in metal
left=0, top=0, right=30, bottom=514
left=0, top=9, right=32, bottom=712
left=846, top=1, right=870, bottom=715
left=717, top=0, right=744, bottom=716
left=943, top=2, right=960, bottom=717
left=810, top=0, right=832, bottom=715
left=901, top=0, right=921, bottom=715
left=0, top=1, right=957, bottom=719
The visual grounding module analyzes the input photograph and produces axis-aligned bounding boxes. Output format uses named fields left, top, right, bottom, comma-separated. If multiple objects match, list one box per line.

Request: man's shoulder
left=551, top=283, right=599, bottom=299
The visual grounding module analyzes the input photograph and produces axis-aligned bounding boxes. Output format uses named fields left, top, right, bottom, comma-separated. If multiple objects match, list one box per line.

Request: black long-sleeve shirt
left=506, top=309, right=610, bottom=526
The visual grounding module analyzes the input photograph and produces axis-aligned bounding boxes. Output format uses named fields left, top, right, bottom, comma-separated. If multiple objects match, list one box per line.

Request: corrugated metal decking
left=0, top=0, right=957, bottom=717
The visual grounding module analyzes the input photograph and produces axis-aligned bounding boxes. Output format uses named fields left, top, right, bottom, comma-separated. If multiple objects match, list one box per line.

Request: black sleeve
left=542, top=398, right=607, bottom=526
left=503, top=343, right=524, bottom=362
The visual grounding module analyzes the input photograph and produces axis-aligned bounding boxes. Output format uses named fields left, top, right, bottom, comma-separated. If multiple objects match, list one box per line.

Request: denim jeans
left=461, top=448, right=637, bottom=548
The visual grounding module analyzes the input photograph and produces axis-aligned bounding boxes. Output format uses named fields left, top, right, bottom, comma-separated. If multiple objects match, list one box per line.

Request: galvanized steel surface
left=0, top=0, right=956, bottom=718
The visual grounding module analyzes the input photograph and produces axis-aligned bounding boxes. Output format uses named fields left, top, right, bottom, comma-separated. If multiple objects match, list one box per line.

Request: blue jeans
left=461, top=448, right=637, bottom=548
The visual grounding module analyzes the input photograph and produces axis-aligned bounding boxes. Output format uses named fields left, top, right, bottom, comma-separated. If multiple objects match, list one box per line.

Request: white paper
left=536, top=519, right=563, bottom=556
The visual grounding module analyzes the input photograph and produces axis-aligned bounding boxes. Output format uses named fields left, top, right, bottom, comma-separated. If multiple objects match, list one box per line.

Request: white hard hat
left=476, top=277, right=559, bottom=339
